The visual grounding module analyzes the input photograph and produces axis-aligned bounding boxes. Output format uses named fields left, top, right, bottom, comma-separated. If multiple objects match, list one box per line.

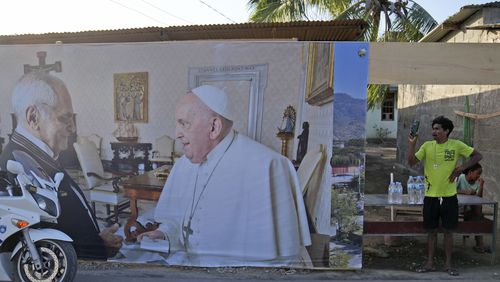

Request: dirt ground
left=364, top=143, right=411, bottom=194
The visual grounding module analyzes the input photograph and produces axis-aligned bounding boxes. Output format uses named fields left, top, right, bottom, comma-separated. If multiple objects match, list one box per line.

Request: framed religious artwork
left=305, top=43, right=334, bottom=106
left=114, top=72, right=148, bottom=123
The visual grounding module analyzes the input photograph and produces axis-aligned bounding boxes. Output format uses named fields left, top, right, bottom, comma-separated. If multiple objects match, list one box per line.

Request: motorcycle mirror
left=53, top=173, right=64, bottom=191
left=6, top=160, right=25, bottom=175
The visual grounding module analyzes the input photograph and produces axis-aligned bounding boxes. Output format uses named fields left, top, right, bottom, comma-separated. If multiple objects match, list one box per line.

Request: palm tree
left=248, top=0, right=437, bottom=107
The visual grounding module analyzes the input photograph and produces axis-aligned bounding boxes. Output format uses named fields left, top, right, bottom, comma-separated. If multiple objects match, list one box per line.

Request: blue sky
left=0, top=0, right=492, bottom=35
left=334, top=42, right=370, bottom=100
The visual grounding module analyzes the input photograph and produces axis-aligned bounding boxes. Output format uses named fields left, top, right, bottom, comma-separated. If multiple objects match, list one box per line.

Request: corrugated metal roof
left=420, top=1, right=500, bottom=42
left=0, top=20, right=367, bottom=45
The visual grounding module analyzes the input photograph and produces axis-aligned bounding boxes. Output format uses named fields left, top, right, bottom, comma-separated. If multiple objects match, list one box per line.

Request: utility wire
left=198, top=0, right=236, bottom=23
left=108, top=0, right=169, bottom=26
left=140, top=0, right=194, bottom=24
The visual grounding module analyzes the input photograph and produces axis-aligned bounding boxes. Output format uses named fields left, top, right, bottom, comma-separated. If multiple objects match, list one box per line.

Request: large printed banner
left=0, top=41, right=368, bottom=269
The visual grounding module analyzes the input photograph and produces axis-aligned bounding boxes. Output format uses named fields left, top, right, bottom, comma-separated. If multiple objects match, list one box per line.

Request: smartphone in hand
left=410, top=120, right=420, bottom=137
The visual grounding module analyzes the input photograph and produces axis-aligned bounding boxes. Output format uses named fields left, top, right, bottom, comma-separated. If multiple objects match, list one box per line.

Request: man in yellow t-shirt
left=407, top=116, right=482, bottom=276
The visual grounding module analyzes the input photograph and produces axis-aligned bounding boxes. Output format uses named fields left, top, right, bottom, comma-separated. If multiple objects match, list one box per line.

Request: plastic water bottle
left=414, top=176, right=421, bottom=204
left=398, top=182, right=404, bottom=204
left=407, top=176, right=415, bottom=204
left=416, top=176, right=425, bottom=204
left=394, top=182, right=403, bottom=204
left=138, top=163, right=145, bottom=175
left=388, top=182, right=395, bottom=203
left=387, top=173, right=395, bottom=203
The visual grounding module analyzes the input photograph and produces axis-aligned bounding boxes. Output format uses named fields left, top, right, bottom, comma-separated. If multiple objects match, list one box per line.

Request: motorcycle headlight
left=37, top=197, right=47, bottom=210
left=32, top=194, right=58, bottom=217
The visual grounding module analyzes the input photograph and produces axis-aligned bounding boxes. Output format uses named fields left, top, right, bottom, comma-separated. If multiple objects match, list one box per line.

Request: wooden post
left=368, top=43, right=500, bottom=85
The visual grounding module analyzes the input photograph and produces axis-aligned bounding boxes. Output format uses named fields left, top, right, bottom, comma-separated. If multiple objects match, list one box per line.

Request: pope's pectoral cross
left=182, top=219, right=194, bottom=250
left=24, top=51, right=62, bottom=74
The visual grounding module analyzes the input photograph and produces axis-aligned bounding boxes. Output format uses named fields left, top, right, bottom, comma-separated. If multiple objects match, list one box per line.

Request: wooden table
left=363, top=194, right=498, bottom=264
left=122, top=167, right=167, bottom=242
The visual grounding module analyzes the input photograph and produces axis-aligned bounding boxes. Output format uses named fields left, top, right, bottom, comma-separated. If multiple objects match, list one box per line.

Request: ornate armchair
left=77, top=134, right=103, bottom=158
left=297, top=144, right=326, bottom=197
left=150, top=135, right=175, bottom=166
left=73, top=138, right=129, bottom=223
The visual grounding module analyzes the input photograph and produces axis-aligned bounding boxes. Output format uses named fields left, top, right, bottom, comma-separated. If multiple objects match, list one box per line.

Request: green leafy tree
left=331, top=190, right=362, bottom=239
left=248, top=0, right=437, bottom=107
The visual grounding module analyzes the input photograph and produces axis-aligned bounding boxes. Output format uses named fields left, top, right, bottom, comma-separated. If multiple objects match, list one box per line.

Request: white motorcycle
left=0, top=151, right=77, bottom=282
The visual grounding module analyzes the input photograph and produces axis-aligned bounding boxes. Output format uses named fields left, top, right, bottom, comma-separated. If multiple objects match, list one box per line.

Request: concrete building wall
left=397, top=7, right=500, bottom=212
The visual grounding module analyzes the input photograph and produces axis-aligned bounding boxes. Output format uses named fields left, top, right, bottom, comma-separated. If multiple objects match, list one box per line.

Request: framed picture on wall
left=305, top=43, right=334, bottom=106
left=114, top=72, right=148, bottom=123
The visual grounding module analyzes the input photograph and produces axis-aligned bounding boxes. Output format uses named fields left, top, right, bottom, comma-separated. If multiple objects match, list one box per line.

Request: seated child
left=456, top=163, right=489, bottom=253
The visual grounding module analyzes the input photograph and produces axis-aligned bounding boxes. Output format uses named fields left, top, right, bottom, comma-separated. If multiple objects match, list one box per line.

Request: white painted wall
left=295, top=45, right=333, bottom=236
left=0, top=41, right=305, bottom=160
left=365, top=105, right=398, bottom=139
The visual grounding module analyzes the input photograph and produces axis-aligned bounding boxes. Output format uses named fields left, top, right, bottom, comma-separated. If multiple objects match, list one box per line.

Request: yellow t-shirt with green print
left=415, top=139, right=474, bottom=197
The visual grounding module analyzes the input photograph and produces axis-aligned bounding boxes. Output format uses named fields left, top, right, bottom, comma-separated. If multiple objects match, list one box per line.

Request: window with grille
left=381, top=92, right=395, bottom=121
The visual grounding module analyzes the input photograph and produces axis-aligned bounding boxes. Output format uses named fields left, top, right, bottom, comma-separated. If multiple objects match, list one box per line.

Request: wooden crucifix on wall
left=24, top=51, right=62, bottom=74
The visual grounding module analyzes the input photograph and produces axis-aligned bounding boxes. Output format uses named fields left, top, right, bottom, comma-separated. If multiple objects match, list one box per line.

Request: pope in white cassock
left=138, top=85, right=311, bottom=267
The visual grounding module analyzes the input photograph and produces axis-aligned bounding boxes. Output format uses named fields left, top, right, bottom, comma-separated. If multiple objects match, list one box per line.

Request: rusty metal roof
left=420, top=1, right=500, bottom=42
left=0, top=20, right=367, bottom=45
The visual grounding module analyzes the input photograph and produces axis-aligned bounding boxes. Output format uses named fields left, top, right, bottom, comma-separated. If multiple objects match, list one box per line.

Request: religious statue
left=296, top=121, right=309, bottom=163
left=113, top=119, right=138, bottom=142
left=277, top=105, right=296, bottom=134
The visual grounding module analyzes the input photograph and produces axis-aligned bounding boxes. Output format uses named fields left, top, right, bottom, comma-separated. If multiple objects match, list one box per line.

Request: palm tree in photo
left=248, top=0, right=438, bottom=107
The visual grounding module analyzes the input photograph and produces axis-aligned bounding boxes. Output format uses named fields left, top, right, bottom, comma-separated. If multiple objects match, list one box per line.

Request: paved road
left=73, top=263, right=500, bottom=281
left=75, top=278, right=500, bottom=282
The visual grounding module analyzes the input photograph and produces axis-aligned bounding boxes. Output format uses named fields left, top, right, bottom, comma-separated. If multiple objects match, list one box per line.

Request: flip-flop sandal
left=415, top=265, right=436, bottom=273
left=444, top=268, right=459, bottom=276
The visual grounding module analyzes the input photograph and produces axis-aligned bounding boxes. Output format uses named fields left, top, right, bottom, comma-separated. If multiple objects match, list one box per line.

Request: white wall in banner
left=0, top=42, right=304, bottom=159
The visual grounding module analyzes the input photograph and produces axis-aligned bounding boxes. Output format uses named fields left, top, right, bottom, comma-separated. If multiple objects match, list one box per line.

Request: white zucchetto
left=191, top=85, right=233, bottom=121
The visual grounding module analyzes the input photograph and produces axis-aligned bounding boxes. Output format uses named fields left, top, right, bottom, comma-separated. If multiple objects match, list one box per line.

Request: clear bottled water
left=407, top=176, right=416, bottom=204
left=394, top=182, right=403, bottom=204
left=388, top=182, right=396, bottom=203
left=138, top=163, right=145, bottom=175
left=388, top=181, right=403, bottom=204
left=415, top=176, right=425, bottom=204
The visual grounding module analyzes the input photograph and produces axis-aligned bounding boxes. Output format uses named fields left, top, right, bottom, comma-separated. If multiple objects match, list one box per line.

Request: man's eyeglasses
left=38, top=103, right=74, bottom=126
left=56, top=113, right=74, bottom=125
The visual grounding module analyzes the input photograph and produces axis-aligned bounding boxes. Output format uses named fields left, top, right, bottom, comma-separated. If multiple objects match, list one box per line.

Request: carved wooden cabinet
left=110, top=142, right=152, bottom=173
